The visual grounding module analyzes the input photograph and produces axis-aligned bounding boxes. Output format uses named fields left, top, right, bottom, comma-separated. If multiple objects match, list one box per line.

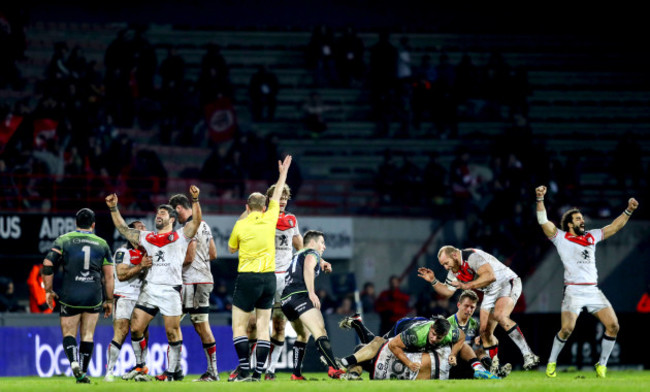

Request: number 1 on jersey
left=82, top=245, right=91, bottom=270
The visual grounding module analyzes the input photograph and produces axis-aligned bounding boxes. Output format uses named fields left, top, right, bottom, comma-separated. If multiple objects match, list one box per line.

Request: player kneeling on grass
left=280, top=230, right=345, bottom=380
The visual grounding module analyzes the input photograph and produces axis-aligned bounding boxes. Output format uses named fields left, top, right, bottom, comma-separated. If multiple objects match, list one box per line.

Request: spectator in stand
left=637, top=283, right=650, bottom=313
left=411, top=54, right=436, bottom=131
left=306, top=25, right=337, bottom=87
left=375, top=275, right=411, bottom=334
left=396, top=36, right=413, bottom=136
left=0, top=277, right=21, bottom=312
left=249, top=65, right=279, bottom=122
left=160, top=46, right=186, bottom=144
left=369, top=30, right=398, bottom=137
left=301, top=92, right=334, bottom=138
left=454, top=53, right=479, bottom=118
left=201, top=44, right=228, bottom=87
left=210, top=280, right=233, bottom=313
left=335, top=26, right=365, bottom=87
left=375, top=149, right=400, bottom=205
left=432, top=52, right=457, bottom=138
left=360, top=282, right=376, bottom=314
left=317, top=288, right=337, bottom=315
left=481, top=52, right=510, bottom=120
left=336, top=296, right=356, bottom=316
left=27, top=263, right=53, bottom=313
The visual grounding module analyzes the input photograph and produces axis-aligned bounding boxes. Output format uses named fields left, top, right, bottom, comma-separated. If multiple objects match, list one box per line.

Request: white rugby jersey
left=445, top=248, right=518, bottom=292
left=139, top=228, right=191, bottom=286
left=183, top=219, right=214, bottom=284
left=113, top=246, right=145, bottom=300
left=274, top=212, right=300, bottom=272
left=549, top=228, right=603, bottom=285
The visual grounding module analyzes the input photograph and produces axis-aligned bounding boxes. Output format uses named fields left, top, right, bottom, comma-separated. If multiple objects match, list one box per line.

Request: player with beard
left=418, top=246, right=540, bottom=373
left=169, top=193, right=219, bottom=382
left=105, top=220, right=153, bottom=382
left=106, top=185, right=202, bottom=381
left=535, top=185, right=638, bottom=378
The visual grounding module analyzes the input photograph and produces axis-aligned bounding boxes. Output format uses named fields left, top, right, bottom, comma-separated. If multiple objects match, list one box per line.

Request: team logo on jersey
left=155, top=250, right=165, bottom=262
left=279, top=234, right=289, bottom=246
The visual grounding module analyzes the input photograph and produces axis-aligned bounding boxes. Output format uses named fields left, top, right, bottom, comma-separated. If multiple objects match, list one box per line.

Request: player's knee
left=606, top=321, right=619, bottom=336
left=190, top=313, right=209, bottom=324
left=559, top=326, right=573, bottom=339
left=272, top=317, right=286, bottom=334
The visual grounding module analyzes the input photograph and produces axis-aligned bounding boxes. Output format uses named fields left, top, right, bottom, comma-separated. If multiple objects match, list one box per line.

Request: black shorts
left=449, top=358, right=475, bottom=379
left=60, top=302, right=102, bottom=317
left=232, top=272, right=276, bottom=312
left=280, top=292, right=314, bottom=322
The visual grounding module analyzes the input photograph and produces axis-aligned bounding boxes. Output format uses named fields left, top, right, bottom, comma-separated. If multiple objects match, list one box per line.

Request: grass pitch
left=2, top=370, right=650, bottom=392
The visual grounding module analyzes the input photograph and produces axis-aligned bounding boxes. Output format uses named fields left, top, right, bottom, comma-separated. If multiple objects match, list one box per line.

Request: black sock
left=352, top=320, right=375, bottom=344
left=233, top=336, right=250, bottom=376
left=79, top=341, right=94, bottom=373
left=315, top=336, right=338, bottom=369
left=253, top=340, right=271, bottom=377
left=480, top=355, right=492, bottom=369
left=62, top=336, right=78, bottom=366
left=342, top=354, right=358, bottom=367
left=111, top=340, right=122, bottom=350
left=292, top=341, right=307, bottom=377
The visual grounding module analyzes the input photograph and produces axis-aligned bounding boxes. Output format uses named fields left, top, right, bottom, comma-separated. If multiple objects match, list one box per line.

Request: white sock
left=266, top=339, right=284, bottom=374
left=599, top=335, right=616, bottom=366
left=548, top=334, right=567, bottom=363
left=167, top=341, right=182, bottom=373
left=131, top=336, right=147, bottom=366
left=203, top=343, right=218, bottom=375
left=106, top=341, right=121, bottom=374
left=506, top=324, right=532, bottom=356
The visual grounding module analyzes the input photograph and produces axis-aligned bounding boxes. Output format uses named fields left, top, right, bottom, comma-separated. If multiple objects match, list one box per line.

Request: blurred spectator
left=375, top=275, right=411, bottom=334
left=301, top=92, right=334, bottom=137
left=411, top=54, right=436, bottom=130
left=317, top=288, right=337, bottom=315
left=395, top=152, right=422, bottom=204
left=27, top=264, right=53, bottom=313
left=454, top=53, right=480, bottom=118
left=636, top=283, right=650, bottom=313
left=335, top=26, right=364, bottom=87
left=336, top=295, right=356, bottom=316
left=360, top=282, right=376, bottom=314
left=369, top=30, right=398, bottom=137
left=396, top=36, right=413, bottom=136
left=210, top=280, right=233, bottom=312
left=249, top=65, right=279, bottom=122
left=0, top=276, right=21, bottom=312
left=306, top=25, right=337, bottom=87
left=375, top=149, right=400, bottom=205
left=416, top=291, right=451, bottom=318
left=160, top=46, right=185, bottom=91
left=432, top=52, right=457, bottom=137
left=481, top=51, right=510, bottom=120
left=200, top=44, right=228, bottom=87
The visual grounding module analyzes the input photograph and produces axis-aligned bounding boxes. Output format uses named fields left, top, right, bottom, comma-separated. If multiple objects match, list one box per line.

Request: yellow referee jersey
left=228, top=199, right=280, bottom=273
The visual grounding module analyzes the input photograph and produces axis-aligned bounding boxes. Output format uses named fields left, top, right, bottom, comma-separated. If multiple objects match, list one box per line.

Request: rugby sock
left=315, top=336, right=339, bottom=369
left=266, top=338, right=284, bottom=374
left=351, top=319, right=375, bottom=344
left=341, top=355, right=358, bottom=367
left=471, top=359, right=487, bottom=372
left=63, top=336, right=78, bottom=367
left=506, top=324, right=532, bottom=356
left=79, top=341, right=94, bottom=373
left=480, top=355, right=492, bottom=370
left=484, top=344, right=498, bottom=359
left=106, top=340, right=122, bottom=374
left=253, top=340, right=271, bottom=378
left=167, top=340, right=182, bottom=373
left=203, top=342, right=218, bottom=376
left=599, top=334, right=617, bottom=366
left=131, top=335, right=147, bottom=367
left=233, top=336, right=251, bottom=376
left=548, top=334, right=567, bottom=363
left=292, top=341, right=307, bottom=377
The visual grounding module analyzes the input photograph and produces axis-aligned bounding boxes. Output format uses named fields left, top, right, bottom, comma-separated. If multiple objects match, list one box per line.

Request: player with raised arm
left=418, top=246, right=540, bottom=372
left=169, top=193, right=219, bottom=382
left=280, top=230, right=343, bottom=380
left=227, top=155, right=292, bottom=381
left=535, top=185, right=638, bottom=378
left=105, top=221, right=153, bottom=382
left=42, top=208, right=114, bottom=384
left=106, top=185, right=202, bottom=382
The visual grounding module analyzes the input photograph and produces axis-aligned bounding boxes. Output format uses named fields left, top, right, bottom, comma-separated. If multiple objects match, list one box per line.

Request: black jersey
left=46, top=230, right=113, bottom=308
left=281, top=248, right=321, bottom=299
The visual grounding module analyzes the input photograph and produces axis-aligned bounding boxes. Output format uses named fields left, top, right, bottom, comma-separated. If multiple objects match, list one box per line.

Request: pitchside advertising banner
left=0, top=325, right=240, bottom=377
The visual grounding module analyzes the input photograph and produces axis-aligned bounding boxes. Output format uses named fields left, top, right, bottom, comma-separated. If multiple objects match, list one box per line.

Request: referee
left=228, top=155, right=292, bottom=381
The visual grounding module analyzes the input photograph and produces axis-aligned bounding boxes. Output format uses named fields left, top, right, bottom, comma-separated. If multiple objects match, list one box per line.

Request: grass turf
left=2, top=370, right=650, bottom=391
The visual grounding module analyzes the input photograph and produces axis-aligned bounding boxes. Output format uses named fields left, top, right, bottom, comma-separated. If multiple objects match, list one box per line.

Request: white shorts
left=113, top=297, right=137, bottom=321
left=481, top=277, right=522, bottom=311
left=136, top=282, right=183, bottom=317
left=372, top=343, right=450, bottom=380
left=182, top=283, right=213, bottom=312
left=273, top=272, right=288, bottom=304
left=561, top=285, right=612, bottom=314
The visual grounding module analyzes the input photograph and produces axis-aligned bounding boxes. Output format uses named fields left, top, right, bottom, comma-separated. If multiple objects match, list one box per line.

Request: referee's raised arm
left=270, top=155, right=292, bottom=203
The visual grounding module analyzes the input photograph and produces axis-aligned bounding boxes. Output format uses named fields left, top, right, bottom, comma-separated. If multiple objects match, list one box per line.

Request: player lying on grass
left=338, top=315, right=498, bottom=380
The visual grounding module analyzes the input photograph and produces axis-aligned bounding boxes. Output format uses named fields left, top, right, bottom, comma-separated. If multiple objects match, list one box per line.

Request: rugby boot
left=546, top=362, right=557, bottom=378
left=328, top=366, right=345, bottom=379
left=595, top=362, right=607, bottom=378
left=523, top=353, right=540, bottom=370
left=290, top=374, right=307, bottom=380
left=338, top=313, right=363, bottom=329
left=228, top=365, right=241, bottom=382
left=155, top=370, right=184, bottom=381
left=264, top=372, right=276, bottom=381
left=122, top=365, right=148, bottom=380
left=474, top=369, right=500, bottom=379
left=193, top=372, right=219, bottom=382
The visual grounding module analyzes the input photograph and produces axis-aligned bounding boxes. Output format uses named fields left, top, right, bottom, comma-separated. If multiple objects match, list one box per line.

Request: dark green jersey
left=399, top=320, right=461, bottom=352
left=448, top=314, right=479, bottom=343
left=46, top=230, right=113, bottom=308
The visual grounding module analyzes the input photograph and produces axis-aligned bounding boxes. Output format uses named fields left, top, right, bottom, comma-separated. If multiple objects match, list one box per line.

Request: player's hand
left=417, top=267, right=435, bottom=283
left=535, top=185, right=547, bottom=199
left=309, top=292, right=321, bottom=310
left=278, top=155, right=292, bottom=175
left=105, top=193, right=118, bottom=208
left=140, top=255, right=153, bottom=268
left=103, top=301, right=113, bottom=318
left=45, top=291, right=58, bottom=310
left=322, top=261, right=333, bottom=273
left=450, top=281, right=467, bottom=290
left=474, top=336, right=481, bottom=346
left=628, top=197, right=639, bottom=212
left=448, top=355, right=457, bottom=366
left=408, top=361, right=421, bottom=372
left=189, top=185, right=200, bottom=199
